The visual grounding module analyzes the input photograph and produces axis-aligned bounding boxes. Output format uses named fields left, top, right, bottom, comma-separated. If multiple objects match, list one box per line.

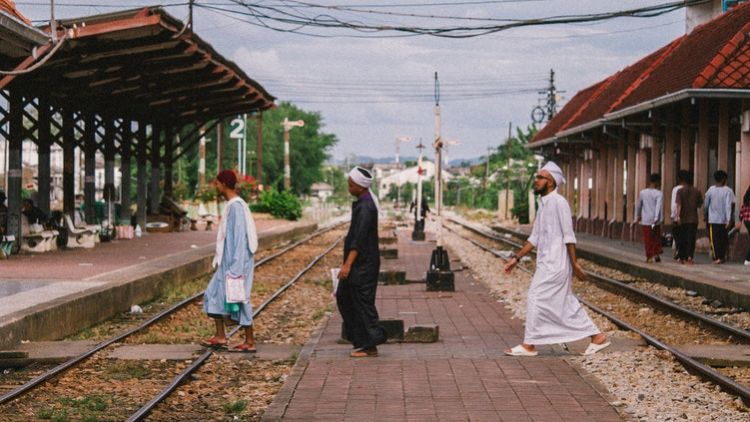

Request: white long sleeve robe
left=524, top=190, right=599, bottom=345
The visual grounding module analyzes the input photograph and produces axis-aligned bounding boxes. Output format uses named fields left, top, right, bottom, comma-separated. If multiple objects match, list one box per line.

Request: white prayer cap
left=542, top=161, right=565, bottom=186
left=348, top=166, right=373, bottom=188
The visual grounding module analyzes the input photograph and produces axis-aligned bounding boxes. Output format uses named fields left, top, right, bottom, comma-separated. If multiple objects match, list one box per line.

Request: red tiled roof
left=612, top=2, right=750, bottom=112
left=531, top=1, right=750, bottom=146
left=0, top=0, right=31, bottom=25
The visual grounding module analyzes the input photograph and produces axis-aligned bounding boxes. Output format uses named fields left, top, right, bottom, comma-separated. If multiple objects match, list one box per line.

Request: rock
left=685, top=290, right=698, bottom=297
left=638, top=307, right=652, bottom=314
left=637, top=393, right=645, bottom=401
left=710, top=300, right=724, bottom=308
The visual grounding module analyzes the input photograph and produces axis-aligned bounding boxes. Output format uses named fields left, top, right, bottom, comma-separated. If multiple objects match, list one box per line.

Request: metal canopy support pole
left=626, top=136, right=637, bottom=225
left=216, top=119, right=223, bottom=172
left=150, top=124, right=161, bottom=213
left=38, top=96, right=52, bottom=215
left=164, top=126, right=173, bottom=199
left=104, top=118, right=116, bottom=226
left=136, top=123, right=148, bottom=230
left=256, top=112, right=263, bottom=188
left=7, top=90, right=23, bottom=246
left=84, top=113, right=96, bottom=224
left=663, top=109, right=677, bottom=226
left=198, top=125, right=206, bottom=186
left=62, top=108, right=75, bottom=222
left=120, top=121, right=132, bottom=224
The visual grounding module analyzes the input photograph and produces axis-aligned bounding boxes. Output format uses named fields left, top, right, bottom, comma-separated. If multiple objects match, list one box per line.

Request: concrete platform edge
left=261, top=311, right=331, bottom=421
left=0, top=222, right=318, bottom=349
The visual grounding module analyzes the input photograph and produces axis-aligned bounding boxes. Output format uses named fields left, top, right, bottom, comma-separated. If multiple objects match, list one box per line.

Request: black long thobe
left=337, top=193, right=387, bottom=349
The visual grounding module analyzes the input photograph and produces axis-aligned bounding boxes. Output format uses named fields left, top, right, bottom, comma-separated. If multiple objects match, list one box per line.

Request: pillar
left=120, top=121, right=132, bottom=224
left=37, top=97, right=51, bottom=215
left=718, top=100, right=730, bottom=178
left=579, top=159, right=590, bottom=220
left=663, top=112, right=677, bottom=225
left=7, top=90, right=23, bottom=243
left=62, top=109, right=75, bottom=221
left=741, top=101, right=750, bottom=232
left=104, top=118, right=116, bottom=223
left=136, top=123, right=148, bottom=229
left=596, top=143, right=607, bottom=220
left=614, top=140, right=625, bottom=222
left=84, top=113, right=96, bottom=224
left=256, top=112, right=263, bottom=188
left=164, top=126, right=173, bottom=198
left=216, top=119, right=223, bottom=172
left=150, top=124, right=161, bottom=213
left=680, top=102, right=692, bottom=171
left=605, top=142, right=615, bottom=222
left=626, top=137, right=637, bottom=223
left=590, top=149, right=599, bottom=221
left=696, top=99, right=710, bottom=194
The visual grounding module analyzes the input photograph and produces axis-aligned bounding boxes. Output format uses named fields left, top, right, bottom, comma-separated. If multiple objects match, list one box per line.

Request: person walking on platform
left=202, top=170, right=258, bottom=353
left=409, top=198, right=430, bottom=233
left=670, top=177, right=683, bottom=260
left=337, top=166, right=387, bottom=358
left=636, top=173, right=664, bottom=263
left=674, top=170, right=703, bottom=265
left=704, top=170, right=735, bottom=264
left=503, top=161, right=609, bottom=357
left=737, top=184, right=750, bottom=266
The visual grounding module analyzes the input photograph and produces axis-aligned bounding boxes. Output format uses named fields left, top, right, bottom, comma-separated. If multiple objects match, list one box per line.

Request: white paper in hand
left=330, top=268, right=341, bottom=298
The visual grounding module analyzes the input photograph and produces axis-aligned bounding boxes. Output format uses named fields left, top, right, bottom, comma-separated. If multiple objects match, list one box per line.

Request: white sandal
left=504, top=345, right=538, bottom=357
left=582, top=341, right=611, bottom=356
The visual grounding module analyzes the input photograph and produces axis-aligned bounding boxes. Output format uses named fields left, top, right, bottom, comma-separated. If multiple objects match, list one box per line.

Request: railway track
left=0, top=222, right=346, bottom=420
left=444, top=217, right=750, bottom=406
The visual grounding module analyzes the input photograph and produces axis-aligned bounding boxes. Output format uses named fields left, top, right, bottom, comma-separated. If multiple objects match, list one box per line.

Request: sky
left=17, top=1, right=689, bottom=162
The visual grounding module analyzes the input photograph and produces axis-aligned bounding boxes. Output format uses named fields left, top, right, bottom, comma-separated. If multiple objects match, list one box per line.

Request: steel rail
left=446, top=217, right=750, bottom=342
left=0, top=221, right=345, bottom=405
left=444, top=219, right=750, bottom=405
left=126, top=234, right=344, bottom=421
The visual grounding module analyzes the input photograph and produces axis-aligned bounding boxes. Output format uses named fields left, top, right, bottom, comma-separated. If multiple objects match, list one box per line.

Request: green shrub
left=252, top=189, right=302, bottom=220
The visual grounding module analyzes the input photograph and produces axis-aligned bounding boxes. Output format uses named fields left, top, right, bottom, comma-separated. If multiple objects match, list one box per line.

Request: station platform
left=484, top=218, right=750, bottom=310
left=0, top=218, right=318, bottom=349
left=263, top=229, right=622, bottom=422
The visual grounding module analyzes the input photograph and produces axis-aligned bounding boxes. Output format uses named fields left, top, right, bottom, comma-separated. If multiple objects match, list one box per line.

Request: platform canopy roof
left=5, top=6, right=275, bottom=124
left=530, top=2, right=750, bottom=149
left=0, top=4, right=48, bottom=60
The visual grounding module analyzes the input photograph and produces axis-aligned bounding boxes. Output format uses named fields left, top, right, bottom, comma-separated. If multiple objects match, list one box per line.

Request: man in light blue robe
left=202, top=170, right=258, bottom=352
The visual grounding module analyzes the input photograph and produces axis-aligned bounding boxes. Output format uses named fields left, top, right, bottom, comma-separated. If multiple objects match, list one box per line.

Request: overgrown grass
left=222, top=399, right=247, bottom=415
left=104, top=361, right=152, bottom=381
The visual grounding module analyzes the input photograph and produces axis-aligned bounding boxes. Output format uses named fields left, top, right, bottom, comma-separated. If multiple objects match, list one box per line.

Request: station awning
left=0, top=8, right=48, bottom=60
left=8, top=7, right=275, bottom=123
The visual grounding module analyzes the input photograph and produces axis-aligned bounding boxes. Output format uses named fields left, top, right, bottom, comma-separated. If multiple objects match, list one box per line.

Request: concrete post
left=696, top=99, right=710, bottom=194
left=579, top=159, right=589, bottom=220
left=62, top=109, right=75, bottom=222
left=590, top=150, right=599, bottom=221
left=626, top=138, right=637, bottom=223
left=104, top=118, right=116, bottom=223
left=741, top=101, right=750, bottom=233
left=605, top=142, right=615, bottom=223
left=680, top=102, right=692, bottom=171
left=718, top=100, right=730, bottom=182
left=136, top=123, right=148, bottom=229
left=614, top=140, right=625, bottom=222
left=7, top=91, right=23, bottom=243
left=597, top=144, right=607, bottom=221
left=164, top=126, right=173, bottom=199
left=120, top=121, right=132, bottom=224
left=37, top=97, right=52, bottom=215
left=84, top=113, right=96, bottom=224
left=663, top=113, right=677, bottom=225
left=150, top=124, right=161, bottom=213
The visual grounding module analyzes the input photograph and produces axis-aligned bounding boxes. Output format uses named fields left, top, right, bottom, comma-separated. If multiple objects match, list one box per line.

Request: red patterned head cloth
left=216, top=169, right=237, bottom=189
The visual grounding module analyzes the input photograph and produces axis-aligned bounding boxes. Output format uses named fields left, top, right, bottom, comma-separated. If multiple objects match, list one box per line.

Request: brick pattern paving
left=276, top=229, right=622, bottom=421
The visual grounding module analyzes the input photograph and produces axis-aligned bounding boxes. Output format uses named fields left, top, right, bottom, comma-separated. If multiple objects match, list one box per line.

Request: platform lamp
left=426, top=72, right=454, bottom=292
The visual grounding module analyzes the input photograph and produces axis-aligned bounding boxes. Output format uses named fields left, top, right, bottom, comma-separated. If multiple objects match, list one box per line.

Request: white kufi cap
left=542, top=161, right=565, bottom=186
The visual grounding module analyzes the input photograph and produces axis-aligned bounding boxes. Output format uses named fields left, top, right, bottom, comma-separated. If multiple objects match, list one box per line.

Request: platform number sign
left=230, top=115, right=248, bottom=174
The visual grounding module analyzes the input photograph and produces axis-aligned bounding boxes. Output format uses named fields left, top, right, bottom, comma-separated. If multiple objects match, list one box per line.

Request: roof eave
left=605, top=89, right=750, bottom=120
left=0, top=10, right=49, bottom=54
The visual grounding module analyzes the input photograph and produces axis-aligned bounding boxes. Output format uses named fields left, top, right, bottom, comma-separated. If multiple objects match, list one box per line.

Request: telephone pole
left=282, top=118, right=304, bottom=190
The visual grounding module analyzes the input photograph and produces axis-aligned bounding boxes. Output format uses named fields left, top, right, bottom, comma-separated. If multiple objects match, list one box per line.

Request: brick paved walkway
left=266, top=229, right=622, bottom=422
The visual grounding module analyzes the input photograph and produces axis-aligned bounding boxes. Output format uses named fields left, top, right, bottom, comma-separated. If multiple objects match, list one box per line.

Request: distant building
left=310, top=182, right=334, bottom=201
left=377, top=161, right=452, bottom=199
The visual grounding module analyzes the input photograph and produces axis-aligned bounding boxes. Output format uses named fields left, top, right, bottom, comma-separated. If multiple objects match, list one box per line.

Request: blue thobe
left=203, top=201, right=255, bottom=326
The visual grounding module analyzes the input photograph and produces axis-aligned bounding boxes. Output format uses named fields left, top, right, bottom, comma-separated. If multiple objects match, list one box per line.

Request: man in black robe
left=337, top=166, right=387, bottom=357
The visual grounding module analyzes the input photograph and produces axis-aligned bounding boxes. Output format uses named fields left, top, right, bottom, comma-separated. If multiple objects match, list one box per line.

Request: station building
left=529, top=0, right=750, bottom=259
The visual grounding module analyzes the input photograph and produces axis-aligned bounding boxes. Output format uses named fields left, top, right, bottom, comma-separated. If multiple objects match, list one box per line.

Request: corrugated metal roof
left=9, top=7, right=274, bottom=123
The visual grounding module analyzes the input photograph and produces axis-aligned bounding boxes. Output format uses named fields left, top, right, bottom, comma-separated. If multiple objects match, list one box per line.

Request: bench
left=160, top=196, right=192, bottom=232
left=65, top=215, right=96, bottom=248
left=20, top=218, right=58, bottom=253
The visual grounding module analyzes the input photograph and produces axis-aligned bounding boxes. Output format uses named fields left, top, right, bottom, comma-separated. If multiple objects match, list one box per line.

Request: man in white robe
left=503, top=162, right=609, bottom=356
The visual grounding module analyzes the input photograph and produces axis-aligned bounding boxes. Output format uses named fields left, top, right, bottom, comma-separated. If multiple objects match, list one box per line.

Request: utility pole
left=426, top=72, right=454, bottom=291
left=412, top=139, right=426, bottom=241
left=546, top=69, right=557, bottom=121
left=282, top=117, right=304, bottom=190
left=505, top=122, right=512, bottom=220
left=256, top=112, right=263, bottom=189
